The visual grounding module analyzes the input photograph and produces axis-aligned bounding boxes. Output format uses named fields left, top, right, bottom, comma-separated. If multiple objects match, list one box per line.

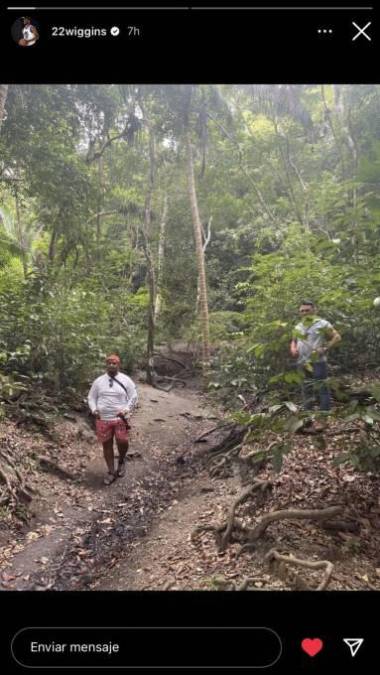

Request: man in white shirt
left=88, top=354, right=138, bottom=485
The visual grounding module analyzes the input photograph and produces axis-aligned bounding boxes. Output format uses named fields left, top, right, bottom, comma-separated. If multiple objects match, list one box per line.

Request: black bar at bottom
left=11, top=627, right=282, bottom=669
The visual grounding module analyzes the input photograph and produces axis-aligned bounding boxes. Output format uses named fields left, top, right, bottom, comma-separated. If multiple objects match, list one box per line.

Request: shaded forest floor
left=1, top=380, right=380, bottom=591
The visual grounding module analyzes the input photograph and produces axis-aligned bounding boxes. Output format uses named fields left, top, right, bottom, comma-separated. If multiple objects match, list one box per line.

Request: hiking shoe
left=117, top=460, right=126, bottom=477
left=104, top=472, right=116, bottom=485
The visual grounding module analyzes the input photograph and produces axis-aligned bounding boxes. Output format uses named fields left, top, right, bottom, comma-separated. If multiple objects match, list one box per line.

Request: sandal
left=104, top=472, right=116, bottom=485
left=117, top=460, right=126, bottom=477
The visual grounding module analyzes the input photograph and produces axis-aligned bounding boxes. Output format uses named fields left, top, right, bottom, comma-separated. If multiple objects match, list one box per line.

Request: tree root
left=265, top=548, right=334, bottom=590
left=208, top=446, right=242, bottom=478
left=194, top=422, right=233, bottom=443
left=0, top=439, right=34, bottom=512
left=206, top=425, right=248, bottom=457
left=246, top=505, right=342, bottom=543
left=236, top=576, right=262, bottom=591
left=0, top=461, right=33, bottom=509
left=191, top=479, right=272, bottom=551
left=219, top=480, right=272, bottom=551
left=207, top=442, right=242, bottom=467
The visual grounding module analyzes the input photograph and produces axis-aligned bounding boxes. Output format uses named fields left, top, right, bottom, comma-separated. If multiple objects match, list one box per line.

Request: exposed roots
left=219, top=480, right=273, bottom=551
left=235, top=576, right=262, bottom=591
left=246, top=505, right=342, bottom=543
left=194, top=422, right=233, bottom=444
left=265, top=548, right=334, bottom=590
left=191, top=479, right=272, bottom=552
left=206, top=426, right=248, bottom=458
left=0, top=441, right=34, bottom=511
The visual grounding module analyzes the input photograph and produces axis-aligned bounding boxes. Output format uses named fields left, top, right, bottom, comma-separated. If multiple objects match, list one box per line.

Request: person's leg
left=96, top=419, right=116, bottom=484
left=102, top=438, right=115, bottom=474
left=314, top=361, right=331, bottom=412
left=301, top=368, right=315, bottom=410
left=115, top=420, right=130, bottom=477
left=116, top=441, right=129, bottom=476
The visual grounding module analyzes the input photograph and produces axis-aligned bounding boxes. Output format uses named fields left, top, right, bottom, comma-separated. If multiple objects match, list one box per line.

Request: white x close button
left=352, top=21, right=372, bottom=41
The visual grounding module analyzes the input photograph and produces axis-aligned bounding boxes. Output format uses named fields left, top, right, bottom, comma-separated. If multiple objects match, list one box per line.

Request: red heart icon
left=301, top=638, right=324, bottom=657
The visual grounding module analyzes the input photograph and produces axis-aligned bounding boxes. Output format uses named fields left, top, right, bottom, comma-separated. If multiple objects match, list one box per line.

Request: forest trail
left=1, top=381, right=380, bottom=591
left=0, top=383, right=219, bottom=590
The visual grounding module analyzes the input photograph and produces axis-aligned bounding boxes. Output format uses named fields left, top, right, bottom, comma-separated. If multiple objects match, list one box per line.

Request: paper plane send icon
left=343, top=638, right=364, bottom=657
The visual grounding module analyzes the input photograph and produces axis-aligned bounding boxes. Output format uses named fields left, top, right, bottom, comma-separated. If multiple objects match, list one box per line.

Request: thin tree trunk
left=0, top=85, right=8, bottom=131
left=154, top=192, right=168, bottom=322
left=96, top=155, right=104, bottom=259
left=272, top=117, right=305, bottom=228
left=141, top=120, right=156, bottom=386
left=186, top=129, right=210, bottom=371
left=48, top=226, right=57, bottom=262
left=321, top=85, right=347, bottom=176
left=196, top=216, right=212, bottom=316
left=14, top=187, right=27, bottom=277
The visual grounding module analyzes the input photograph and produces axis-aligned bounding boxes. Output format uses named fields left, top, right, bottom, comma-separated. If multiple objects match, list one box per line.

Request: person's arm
left=121, top=379, right=138, bottom=416
left=88, top=380, right=99, bottom=415
left=290, top=338, right=299, bottom=358
left=317, top=327, right=341, bottom=355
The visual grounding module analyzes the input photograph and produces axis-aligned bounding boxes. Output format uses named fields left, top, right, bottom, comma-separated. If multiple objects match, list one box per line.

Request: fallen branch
left=265, top=548, right=334, bottom=590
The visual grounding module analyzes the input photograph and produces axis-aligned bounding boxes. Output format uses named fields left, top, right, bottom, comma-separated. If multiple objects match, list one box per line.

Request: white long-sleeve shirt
left=88, top=372, right=138, bottom=421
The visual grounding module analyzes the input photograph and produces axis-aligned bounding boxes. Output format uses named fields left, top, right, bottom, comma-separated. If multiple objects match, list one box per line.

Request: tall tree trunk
left=196, top=216, right=212, bottom=316
left=15, top=187, right=27, bottom=277
left=48, top=226, right=57, bottom=262
left=186, top=129, right=210, bottom=371
left=0, top=85, right=8, bottom=131
left=141, top=121, right=156, bottom=386
left=96, top=155, right=104, bottom=259
left=154, top=192, right=168, bottom=322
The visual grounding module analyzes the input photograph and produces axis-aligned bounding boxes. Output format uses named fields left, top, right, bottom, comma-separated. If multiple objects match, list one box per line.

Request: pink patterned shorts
left=96, top=419, right=130, bottom=444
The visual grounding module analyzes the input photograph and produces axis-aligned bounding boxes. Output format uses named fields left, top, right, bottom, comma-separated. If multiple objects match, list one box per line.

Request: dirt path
left=0, top=383, right=219, bottom=590
left=1, top=382, right=380, bottom=592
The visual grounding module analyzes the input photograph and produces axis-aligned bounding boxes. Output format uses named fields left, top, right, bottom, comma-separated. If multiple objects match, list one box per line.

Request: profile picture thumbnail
left=11, top=16, right=40, bottom=47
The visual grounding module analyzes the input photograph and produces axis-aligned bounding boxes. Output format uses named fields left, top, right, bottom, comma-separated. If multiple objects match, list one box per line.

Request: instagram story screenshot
left=0, top=1, right=379, bottom=672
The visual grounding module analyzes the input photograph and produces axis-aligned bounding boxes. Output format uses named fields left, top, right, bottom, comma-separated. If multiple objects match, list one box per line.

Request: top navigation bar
left=3, top=5, right=378, bottom=83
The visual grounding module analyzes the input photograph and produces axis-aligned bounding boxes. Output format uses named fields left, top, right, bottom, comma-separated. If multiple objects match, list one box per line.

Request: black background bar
left=3, top=7, right=377, bottom=83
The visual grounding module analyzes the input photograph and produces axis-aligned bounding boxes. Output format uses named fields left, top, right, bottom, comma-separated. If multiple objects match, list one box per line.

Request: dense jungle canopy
left=1, top=83, right=380, bottom=447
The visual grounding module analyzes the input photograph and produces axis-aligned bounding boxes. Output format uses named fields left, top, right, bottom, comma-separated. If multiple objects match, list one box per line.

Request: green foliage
left=0, top=271, right=146, bottom=391
left=332, top=400, right=380, bottom=471
left=1, top=83, right=380, bottom=437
